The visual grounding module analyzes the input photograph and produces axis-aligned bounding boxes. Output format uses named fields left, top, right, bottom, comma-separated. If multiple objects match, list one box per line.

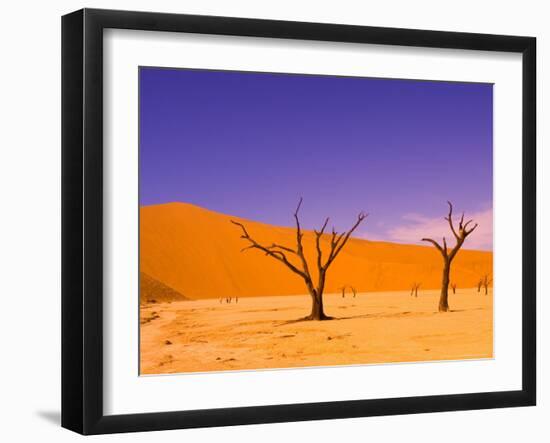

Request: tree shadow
left=276, top=306, right=482, bottom=325
left=449, top=307, right=484, bottom=313
left=277, top=315, right=335, bottom=326
left=331, top=313, right=374, bottom=321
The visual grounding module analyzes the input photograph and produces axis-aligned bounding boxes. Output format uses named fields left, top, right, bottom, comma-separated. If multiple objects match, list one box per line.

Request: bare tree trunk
left=309, top=273, right=329, bottom=320
left=309, top=290, right=328, bottom=320
left=439, top=261, right=450, bottom=312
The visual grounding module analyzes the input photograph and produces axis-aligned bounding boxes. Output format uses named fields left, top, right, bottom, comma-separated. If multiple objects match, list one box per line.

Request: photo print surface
left=139, top=67, right=493, bottom=375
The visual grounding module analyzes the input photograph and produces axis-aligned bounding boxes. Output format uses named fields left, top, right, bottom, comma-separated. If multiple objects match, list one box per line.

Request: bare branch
left=319, top=218, right=330, bottom=235
left=465, top=223, right=478, bottom=236
left=314, top=217, right=330, bottom=272
left=293, top=197, right=305, bottom=247
left=445, top=201, right=460, bottom=240
left=323, top=212, right=367, bottom=270
left=269, top=250, right=289, bottom=260
left=329, top=227, right=337, bottom=246
left=230, top=220, right=307, bottom=279
left=232, top=219, right=250, bottom=238
left=294, top=197, right=304, bottom=219
left=290, top=198, right=313, bottom=285
left=267, top=243, right=297, bottom=254
left=334, top=231, right=347, bottom=248
left=421, top=237, right=444, bottom=254
left=436, top=202, right=481, bottom=264
left=456, top=212, right=465, bottom=233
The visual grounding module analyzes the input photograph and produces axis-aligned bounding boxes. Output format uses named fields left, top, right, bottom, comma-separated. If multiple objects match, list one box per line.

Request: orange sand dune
left=140, top=202, right=492, bottom=299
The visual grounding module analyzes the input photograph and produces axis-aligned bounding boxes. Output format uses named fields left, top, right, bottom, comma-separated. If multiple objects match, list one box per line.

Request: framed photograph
left=62, top=8, right=536, bottom=435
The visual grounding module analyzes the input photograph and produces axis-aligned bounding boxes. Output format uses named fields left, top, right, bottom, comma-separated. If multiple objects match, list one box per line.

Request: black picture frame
left=62, top=8, right=536, bottom=435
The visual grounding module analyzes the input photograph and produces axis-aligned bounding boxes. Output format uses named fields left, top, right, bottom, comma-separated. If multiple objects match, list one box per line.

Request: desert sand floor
left=140, top=288, right=493, bottom=375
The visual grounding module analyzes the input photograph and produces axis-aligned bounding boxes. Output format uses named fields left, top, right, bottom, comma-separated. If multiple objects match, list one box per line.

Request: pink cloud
left=385, top=208, right=493, bottom=251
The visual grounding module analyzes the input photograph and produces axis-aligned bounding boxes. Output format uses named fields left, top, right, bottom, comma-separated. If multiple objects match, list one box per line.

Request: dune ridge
left=140, top=202, right=493, bottom=300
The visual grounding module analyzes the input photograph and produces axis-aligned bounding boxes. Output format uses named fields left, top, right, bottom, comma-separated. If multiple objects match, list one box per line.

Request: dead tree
left=477, top=279, right=483, bottom=293
left=340, top=284, right=358, bottom=299
left=422, top=201, right=478, bottom=312
left=481, top=274, right=492, bottom=295
left=451, top=283, right=457, bottom=294
left=231, top=198, right=367, bottom=320
left=411, top=282, right=421, bottom=297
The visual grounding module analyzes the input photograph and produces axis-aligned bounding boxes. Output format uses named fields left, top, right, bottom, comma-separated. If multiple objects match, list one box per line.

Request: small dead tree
left=451, top=283, right=457, bottom=294
left=231, top=198, right=367, bottom=320
left=477, top=279, right=483, bottom=293
left=411, top=282, right=421, bottom=297
left=481, top=274, right=492, bottom=295
left=422, top=201, right=478, bottom=312
left=340, top=284, right=358, bottom=298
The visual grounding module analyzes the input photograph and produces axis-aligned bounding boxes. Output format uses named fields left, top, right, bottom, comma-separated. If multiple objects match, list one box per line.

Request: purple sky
left=139, top=67, right=493, bottom=249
